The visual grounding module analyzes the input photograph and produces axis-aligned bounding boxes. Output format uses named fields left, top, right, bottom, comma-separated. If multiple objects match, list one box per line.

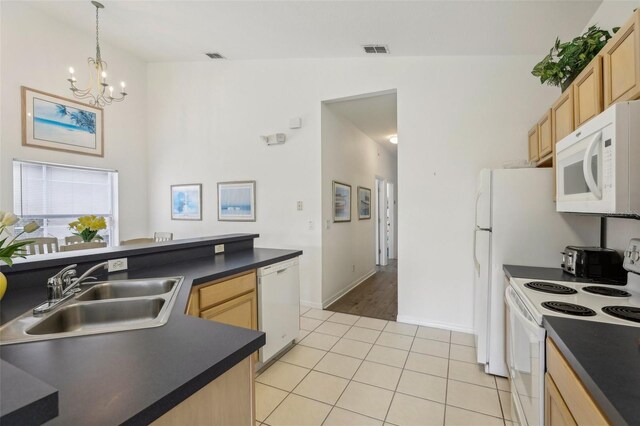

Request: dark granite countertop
left=504, top=265, right=639, bottom=425
left=544, top=317, right=640, bottom=426
left=503, top=264, right=626, bottom=285
left=0, top=246, right=302, bottom=425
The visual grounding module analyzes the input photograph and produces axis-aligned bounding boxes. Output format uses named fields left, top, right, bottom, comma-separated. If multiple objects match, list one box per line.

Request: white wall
left=147, top=55, right=558, bottom=329
left=0, top=2, right=148, bottom=240
left=321, top=103, right=397, bottom=306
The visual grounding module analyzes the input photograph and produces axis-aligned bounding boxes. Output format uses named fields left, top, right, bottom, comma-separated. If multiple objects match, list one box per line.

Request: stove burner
left=524, top=281, right=577, bottom=295
left=541, top=301, right=596, bottom=316
left=602, top=306, right=640, bottom=323
left=582, top=286, right=632, bottom=298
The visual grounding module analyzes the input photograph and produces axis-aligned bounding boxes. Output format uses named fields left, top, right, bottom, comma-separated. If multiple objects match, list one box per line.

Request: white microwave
left=556, top=100, right=640, bottom=218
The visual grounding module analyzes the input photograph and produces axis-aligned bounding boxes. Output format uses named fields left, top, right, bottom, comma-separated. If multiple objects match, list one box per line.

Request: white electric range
left=504, top=238, right=640, bottom=426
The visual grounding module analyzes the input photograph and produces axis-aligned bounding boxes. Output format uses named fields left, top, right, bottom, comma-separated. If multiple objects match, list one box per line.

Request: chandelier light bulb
left=389, top=135, right=398, bottom=144
left=69, top=67, right=75, bottom=74
left=120, top=81, right=126, bottom=89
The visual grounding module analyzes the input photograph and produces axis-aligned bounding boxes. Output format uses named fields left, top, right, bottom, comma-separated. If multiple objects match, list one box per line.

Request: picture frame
left=218, top=181, right=256, bottom=222
left=21, top=86, right=104, bottom=157
left=357, top=186, right=372, bottom=219
left=171, top=184, right=202, bottom=220
left=332, top=181, right=352, bottom=222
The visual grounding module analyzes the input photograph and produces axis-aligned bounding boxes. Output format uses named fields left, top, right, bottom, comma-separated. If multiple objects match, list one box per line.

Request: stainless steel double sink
left=0, top=277, right=184, bottom=345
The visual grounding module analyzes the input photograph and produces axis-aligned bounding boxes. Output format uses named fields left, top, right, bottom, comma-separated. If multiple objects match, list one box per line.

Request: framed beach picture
left=332, top=181, right=351, bottom=222
left=171, top=184, right=202, bottom=220
left=218, top=181, right=256, bottom=222
left=358, top=186, right=372, bottom=219
left=21, top=86, right=104, bottom=157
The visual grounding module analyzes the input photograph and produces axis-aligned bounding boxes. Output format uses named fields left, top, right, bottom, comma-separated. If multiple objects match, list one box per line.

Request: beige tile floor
left=255, top=307, right=516, bottom=426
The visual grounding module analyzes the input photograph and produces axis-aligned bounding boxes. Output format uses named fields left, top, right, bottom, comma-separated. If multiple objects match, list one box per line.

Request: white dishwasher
left=257, top=257, right=300, bottom=364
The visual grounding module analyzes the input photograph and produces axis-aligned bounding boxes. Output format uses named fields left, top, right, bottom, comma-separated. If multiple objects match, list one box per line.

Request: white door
left=376, top=177, right=388, bottom=266
left=386, top=182, right=395, bottom=259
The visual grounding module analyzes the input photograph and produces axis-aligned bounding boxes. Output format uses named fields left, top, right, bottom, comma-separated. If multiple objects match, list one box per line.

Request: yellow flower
left=1, top=212, right=18, bottom=227
left=23, top=222, right=40, bottom=233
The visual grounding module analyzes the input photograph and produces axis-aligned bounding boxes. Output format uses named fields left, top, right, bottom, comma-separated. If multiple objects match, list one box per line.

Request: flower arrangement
left=69, top=215, right=107, bottom=242
left=0, top=211, right=40, bottom=266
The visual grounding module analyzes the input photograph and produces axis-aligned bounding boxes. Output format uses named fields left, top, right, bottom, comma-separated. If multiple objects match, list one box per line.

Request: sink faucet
left=34, top=261, right=109, bottom=315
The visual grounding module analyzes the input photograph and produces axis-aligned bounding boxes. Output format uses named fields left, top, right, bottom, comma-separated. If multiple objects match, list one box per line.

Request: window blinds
left=13, top=160, right=117, bottom=217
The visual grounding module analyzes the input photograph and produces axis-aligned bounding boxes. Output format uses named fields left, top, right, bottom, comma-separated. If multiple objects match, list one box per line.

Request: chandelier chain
left=95, top=5, right=101, bottom=63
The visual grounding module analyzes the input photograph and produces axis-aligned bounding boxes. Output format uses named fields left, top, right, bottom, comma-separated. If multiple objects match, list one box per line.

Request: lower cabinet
left=187, top=270, right=259, bottom=361
left=545, top=338, right=609, bottom=425
left=151, top=356, right=255, bottom=426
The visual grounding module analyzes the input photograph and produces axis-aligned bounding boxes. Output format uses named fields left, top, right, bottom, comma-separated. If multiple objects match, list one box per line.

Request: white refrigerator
left=473, top=168, right=599, bottom=377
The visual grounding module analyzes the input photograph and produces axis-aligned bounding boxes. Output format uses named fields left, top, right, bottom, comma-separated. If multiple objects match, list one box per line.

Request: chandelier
left=67, top=1, right=127, bottom=107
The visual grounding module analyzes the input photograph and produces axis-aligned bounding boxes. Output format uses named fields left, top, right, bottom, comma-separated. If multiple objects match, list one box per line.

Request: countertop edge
left=543, top=319, right=627, bottom=426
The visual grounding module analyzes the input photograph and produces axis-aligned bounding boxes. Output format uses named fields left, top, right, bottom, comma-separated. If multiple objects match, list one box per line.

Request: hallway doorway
left=321, top=89, right=398, bottom=321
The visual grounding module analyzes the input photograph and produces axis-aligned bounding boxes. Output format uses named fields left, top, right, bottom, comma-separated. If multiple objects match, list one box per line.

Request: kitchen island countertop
left=0, top=238, right=302, bottom=425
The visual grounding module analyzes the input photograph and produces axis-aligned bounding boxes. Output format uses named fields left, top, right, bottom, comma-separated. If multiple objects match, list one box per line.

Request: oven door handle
left=583, top=131, right=603, bottom=200
left=505, top=287, right=541, bottom=334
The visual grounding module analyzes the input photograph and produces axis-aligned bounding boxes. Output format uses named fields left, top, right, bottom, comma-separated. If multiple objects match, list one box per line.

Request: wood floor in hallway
left=326, top=259, right=397, bottom=321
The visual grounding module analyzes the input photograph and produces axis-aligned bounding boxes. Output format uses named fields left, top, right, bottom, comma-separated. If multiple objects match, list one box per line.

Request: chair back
left=154, top=232, right=174, bottom=242
left=24, top=237, right=59, bottom=255
left=60, top=242, right=107, bottom=252
left=64, top=235, right=84, bottom=245
left=120, top=238, right=154, bottom=246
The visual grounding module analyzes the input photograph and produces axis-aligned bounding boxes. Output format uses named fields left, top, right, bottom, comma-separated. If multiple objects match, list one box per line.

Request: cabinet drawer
left=201, top=291, right=257, bottom=330
left=199, top=271, right=256, bottom=310
left=546, top=338, right=609, bottom=425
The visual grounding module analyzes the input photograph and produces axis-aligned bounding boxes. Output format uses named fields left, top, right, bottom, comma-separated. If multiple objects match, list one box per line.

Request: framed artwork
left=332, top=181, right=351, bottom=222
left=21, top=86, right=104, bottom=157
left=171, top=184, right=202, bottom=220
left=358, top=186, right=372, bottom=219
left=218, top=181, right=256, bottom=221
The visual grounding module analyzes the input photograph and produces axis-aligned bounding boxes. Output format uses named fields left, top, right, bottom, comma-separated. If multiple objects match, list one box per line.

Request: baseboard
left=300, top=300, right=323, bottom=310
left=396, top=315, right=475, bottom=334
left=321, top=269, right=377, bottom=309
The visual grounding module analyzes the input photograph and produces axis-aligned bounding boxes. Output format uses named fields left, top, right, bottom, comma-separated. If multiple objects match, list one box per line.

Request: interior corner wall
left=0, top=2, right=149, bottom=241
left=320, top=103, right=397, bottom=307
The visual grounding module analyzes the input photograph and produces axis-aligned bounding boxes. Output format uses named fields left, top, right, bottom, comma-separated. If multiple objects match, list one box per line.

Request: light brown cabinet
left=573, top=56, right=604, bottom=128
left=551, top=86, right=575, bottom=146
left=538, top=109, right=553, bottom=163
left=201, top=291, right=257, bottom=330
left=528, top=125, right=539, bottom=162
left=603, top=9, right=640, bottom=107
left=545, top=338, right=609, bottom=425
left=152, top=356, right=256, bottom=426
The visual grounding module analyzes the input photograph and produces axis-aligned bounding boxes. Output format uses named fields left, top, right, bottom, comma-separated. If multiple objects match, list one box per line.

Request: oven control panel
left=624, top=238, right=640, bottom=274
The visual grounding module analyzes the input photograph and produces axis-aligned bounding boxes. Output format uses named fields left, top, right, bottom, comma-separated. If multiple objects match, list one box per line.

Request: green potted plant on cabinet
left=532, top=25, right=618, bottom=92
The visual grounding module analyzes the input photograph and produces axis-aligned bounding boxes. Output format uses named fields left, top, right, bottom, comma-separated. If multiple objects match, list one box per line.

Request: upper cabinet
left=602, top=9, right=640, bottom=107
left=574, top=56, right=603, bottom=127
left=538, top=109, right=553, bottom=162
left=528, top=124, right=540, bottom=163
left=552, top=86, right=575, bottom=147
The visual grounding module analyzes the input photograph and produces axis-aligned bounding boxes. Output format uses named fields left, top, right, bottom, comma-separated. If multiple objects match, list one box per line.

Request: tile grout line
left=382, top=324, right=417, bottom=424
left=443, top=340, right=452, bottom=426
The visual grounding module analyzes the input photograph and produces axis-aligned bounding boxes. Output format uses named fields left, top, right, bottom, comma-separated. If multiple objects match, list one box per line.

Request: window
left=13, top=160, right=118, bottom=246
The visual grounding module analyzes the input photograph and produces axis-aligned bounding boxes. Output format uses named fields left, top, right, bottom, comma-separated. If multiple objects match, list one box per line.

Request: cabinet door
left=574, top=56, right=603, bottom=127
left=545, top=374, right=577, bottom=426
left=528, top=124, right=539, bottom=162
left=603, top=10, right=640, bottom=107
left=538, top=109, right=553, bottom=159
left=201, top=291, right=257, bottom=331
left=552, top=87, right=575, bottom=146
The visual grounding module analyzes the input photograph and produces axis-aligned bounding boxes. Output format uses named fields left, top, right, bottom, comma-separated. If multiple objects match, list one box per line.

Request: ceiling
left=327, top=91, right=398, bottom=155
left=25, top=1, right=603, bottom=62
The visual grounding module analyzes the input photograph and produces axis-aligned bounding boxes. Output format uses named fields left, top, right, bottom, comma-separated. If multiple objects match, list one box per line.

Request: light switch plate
left=108, top=258, right=128, bottom=272
left=214, top=244, right=225, bottom=254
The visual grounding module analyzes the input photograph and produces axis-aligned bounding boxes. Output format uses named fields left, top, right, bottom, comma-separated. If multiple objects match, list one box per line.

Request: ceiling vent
left=362, top=44, right=390, bottom=54
left=205, top=52, right=225, bottom=59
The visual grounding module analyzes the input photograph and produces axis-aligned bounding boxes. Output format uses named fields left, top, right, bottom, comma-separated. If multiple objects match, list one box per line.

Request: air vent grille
left=205, top=52, right=225, bottom=59
left=362, top=44, right=389, bottom=54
